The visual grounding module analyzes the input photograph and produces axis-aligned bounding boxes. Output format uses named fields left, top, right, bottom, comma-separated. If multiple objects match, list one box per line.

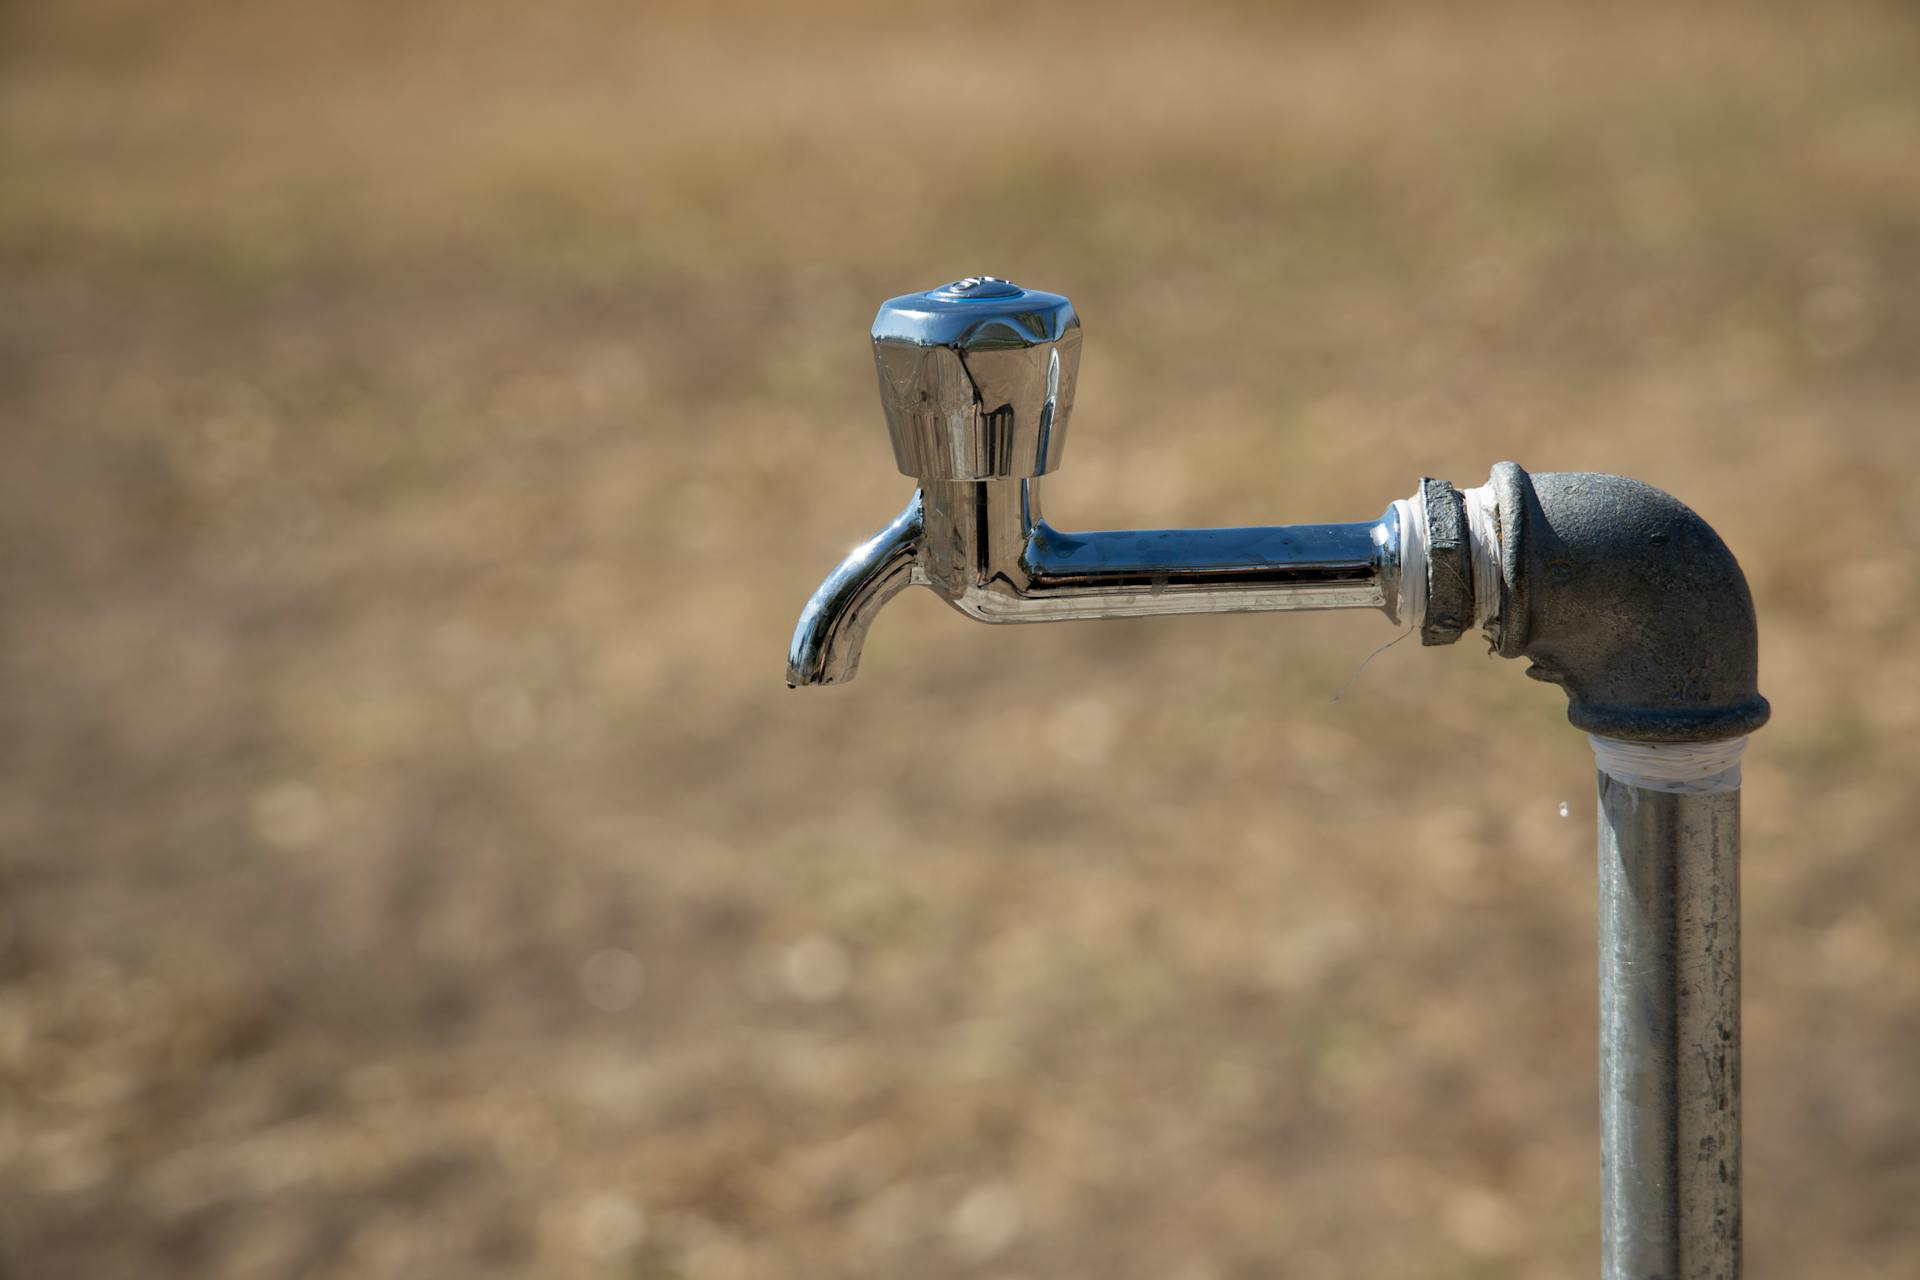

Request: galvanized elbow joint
left=1418, top=462, right=1771, bottom=743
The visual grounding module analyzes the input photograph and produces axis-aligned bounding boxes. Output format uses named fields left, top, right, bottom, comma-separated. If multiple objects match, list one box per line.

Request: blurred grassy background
left=2, top=1, right=1917, bottom=1276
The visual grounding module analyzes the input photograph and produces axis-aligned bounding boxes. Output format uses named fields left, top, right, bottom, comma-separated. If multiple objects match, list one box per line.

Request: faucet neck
left=918, top=478, right=1040, bottom=602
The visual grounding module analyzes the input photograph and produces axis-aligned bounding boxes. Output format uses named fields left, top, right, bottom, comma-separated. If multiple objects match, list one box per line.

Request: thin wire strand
left=1330, top=627, right=1413, bottom=704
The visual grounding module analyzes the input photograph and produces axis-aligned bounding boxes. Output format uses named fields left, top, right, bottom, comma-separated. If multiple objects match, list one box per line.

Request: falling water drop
left=1558, top=802, right=1570, bottom=818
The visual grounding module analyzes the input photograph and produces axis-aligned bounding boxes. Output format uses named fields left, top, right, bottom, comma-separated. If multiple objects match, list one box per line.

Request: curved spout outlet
left=785, top=493, right=924, bottom=687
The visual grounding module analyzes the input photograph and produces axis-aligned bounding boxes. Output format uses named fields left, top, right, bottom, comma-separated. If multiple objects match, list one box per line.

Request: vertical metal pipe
left=1597, top=774, right=1741, bottom=1280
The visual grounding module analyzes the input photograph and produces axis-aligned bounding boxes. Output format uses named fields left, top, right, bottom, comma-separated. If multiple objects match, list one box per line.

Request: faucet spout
left=787, top=477, right=1420, bottom=688
left=785, top=492, right=925, bottom=687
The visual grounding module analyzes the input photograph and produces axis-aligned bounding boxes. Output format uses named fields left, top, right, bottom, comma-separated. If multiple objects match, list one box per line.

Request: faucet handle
left=871, top=277, right=1081, bottom=480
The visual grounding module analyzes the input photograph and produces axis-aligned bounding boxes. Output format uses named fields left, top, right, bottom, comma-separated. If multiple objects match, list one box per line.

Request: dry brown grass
left=2, top=2, right=1917, bottom=1277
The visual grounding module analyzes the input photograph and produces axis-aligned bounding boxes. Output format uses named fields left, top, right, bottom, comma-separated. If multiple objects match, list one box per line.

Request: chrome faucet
left=786, top=276, right=1420, bottom=687
left=785, top=275, right=1772, bottom=1280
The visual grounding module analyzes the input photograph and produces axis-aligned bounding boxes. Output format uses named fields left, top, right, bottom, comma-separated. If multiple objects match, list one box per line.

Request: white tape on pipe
left=1391, top=490, right=1429, bottom=630
left=1461, top=482, right=1501, bottom=628
left=1397, top=480, right=1500, bottom=633
left=1589, top=734, right=1747, bottom=793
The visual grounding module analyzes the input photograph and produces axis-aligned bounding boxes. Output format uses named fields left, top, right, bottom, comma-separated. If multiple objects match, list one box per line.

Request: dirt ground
left=2, top=2, right=1916, bottom=1277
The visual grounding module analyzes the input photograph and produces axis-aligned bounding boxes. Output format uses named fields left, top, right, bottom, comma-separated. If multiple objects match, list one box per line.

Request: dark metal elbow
left=1484, top=462, right=1770, bottom=743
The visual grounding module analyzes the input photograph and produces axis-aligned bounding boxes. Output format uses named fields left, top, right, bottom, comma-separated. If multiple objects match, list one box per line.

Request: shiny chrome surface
left=873, top=278, right=1080, bottom=480
left=788, top=276, right=1408, bottom=688
left=786, top=478, right=1402, bottom=686
left=919, top=478, right=1399, bottom=622
left=1598, top=778, right=1742, bottom=1280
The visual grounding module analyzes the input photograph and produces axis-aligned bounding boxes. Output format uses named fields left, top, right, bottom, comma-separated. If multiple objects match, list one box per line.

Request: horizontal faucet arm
left=917, top=478, right=1402, bottom=624
left=789, top=479, right=1414, bottom=687
left=1029, top=520, right=1388, bottom=590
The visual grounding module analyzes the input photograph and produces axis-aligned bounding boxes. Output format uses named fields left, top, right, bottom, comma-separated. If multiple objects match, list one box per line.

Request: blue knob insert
left=926, top=276, right=1024, bottom=301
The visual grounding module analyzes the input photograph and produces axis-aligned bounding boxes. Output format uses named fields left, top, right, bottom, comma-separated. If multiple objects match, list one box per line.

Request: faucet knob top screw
left=927, top=276, right=1024, bottom=300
